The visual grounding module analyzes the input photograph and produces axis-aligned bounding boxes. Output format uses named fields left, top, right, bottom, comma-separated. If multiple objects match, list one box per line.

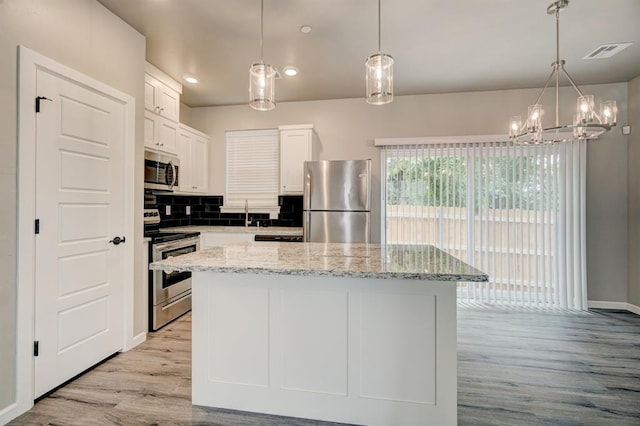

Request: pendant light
left=365, top=0, right=394, bottom=105
left=509, top=0, right=617, bottom=144
left=249, top=0, right=275, bottom=111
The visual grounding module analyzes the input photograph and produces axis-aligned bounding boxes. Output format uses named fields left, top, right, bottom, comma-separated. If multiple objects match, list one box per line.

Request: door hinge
left=35, top=219, right=40, bottom=235
left=35, top=96, right=52, bottom=113
left=34, top=341, right=39, bottom=357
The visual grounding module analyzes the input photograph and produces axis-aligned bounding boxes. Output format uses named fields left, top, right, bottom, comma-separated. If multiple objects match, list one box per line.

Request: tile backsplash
left=156, top=194, right=302, bottom=228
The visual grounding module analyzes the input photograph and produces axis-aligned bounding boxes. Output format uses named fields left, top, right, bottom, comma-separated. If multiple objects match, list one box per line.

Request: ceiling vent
left=582, top=42, right=632, bottom=60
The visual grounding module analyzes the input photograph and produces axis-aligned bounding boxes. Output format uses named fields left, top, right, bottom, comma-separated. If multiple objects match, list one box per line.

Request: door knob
left=109, top=236, right=126, bottom=245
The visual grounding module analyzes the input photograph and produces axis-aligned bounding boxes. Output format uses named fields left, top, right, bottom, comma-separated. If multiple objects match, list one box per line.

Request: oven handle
left=161, top=292, right=191, bottom=311
left=153, top=236, right=200, bottom=252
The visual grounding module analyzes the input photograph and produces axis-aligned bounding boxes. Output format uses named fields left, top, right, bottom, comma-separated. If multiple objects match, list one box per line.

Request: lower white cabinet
left=144, top=110, right=178, bottom=155
left=177, top=124, right=209, bottom=193
left=201, top=232, right=254, bottom=248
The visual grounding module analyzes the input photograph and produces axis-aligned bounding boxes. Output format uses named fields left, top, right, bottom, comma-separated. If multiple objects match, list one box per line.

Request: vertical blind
left=381, top=140, right=587, bottom=309
left=225, top=129, right=279, bottom=209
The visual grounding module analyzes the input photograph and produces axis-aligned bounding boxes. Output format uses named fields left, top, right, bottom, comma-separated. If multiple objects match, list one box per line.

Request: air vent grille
left=583, top=42, right=632, bottom=59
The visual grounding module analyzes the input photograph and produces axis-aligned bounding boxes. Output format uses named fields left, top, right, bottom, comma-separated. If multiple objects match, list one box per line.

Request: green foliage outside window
left=386, top=153, right=558, bottom=211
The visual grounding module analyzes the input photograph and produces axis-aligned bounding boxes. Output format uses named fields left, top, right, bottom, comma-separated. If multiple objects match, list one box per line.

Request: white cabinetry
left=144, top=63, right=181, bottom=123
left=200, top=232, right=254, bottom=248
left=177, top=124, right=209, bottom=193
left=279, top=124, right=316, bottom=194
left=144, top=62, right=182, bottom=155
left=144, top=110, right=178, bottom=155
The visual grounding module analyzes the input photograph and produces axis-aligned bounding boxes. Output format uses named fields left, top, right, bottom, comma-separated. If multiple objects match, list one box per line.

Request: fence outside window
left=381, top=140, right=587, bottom=309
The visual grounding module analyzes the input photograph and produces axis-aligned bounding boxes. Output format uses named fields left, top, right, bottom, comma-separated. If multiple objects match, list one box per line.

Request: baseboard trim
left=588, top=300, right=640, bottom=315
left=124, top=331, right=147, bottom=351
left=0, top=402, right=20, bottom=425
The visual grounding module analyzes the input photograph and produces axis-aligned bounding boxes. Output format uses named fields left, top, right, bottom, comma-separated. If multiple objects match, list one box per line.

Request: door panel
left=58, top=251, right=109, bottom=297
left=34, top=68, right=125, bottom=397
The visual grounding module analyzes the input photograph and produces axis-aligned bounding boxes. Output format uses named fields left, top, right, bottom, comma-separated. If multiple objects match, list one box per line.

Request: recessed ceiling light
left=184, top=75, right=198, bottom=84
left=283, top=67, right=298, bottom=77
left=300, top=25, right=312, bottom=34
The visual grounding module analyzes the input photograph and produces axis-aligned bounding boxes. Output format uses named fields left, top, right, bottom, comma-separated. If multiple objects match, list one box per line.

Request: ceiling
left=97, top=0, right=640, bottom=108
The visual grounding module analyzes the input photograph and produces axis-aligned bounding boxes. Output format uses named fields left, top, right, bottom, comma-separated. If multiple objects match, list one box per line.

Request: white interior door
left=34, top=68, right=126, bottom=397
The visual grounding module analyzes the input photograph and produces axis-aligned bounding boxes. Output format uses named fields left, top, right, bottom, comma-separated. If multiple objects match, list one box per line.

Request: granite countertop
left=150, top=242, right=488, bottom=282
left=160, top=226, right=302, bottom=235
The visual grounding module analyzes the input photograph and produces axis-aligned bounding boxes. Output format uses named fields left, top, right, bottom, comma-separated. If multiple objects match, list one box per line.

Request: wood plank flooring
left=9, top=306, right=640, bottom=425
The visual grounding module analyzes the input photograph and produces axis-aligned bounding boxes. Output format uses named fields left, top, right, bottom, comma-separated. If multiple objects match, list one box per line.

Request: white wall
left=628, top=76, right=640, bottom=308
left=191, top=82, right=629, bottom=303
left=0, top=0, right=145, bottom=417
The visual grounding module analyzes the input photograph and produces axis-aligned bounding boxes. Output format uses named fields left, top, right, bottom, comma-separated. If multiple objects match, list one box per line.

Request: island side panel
left=192, top=271, right=457, bottom=426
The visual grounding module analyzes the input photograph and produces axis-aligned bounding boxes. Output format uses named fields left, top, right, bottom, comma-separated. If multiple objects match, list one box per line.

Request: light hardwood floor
left=10, top=306, right=640, bottom=425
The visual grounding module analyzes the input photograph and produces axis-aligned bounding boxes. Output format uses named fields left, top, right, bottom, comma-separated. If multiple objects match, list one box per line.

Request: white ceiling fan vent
left=582, top=42, right=632, bottom=59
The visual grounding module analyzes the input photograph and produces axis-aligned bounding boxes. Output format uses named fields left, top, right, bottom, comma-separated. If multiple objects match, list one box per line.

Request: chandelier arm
left=532, top=68, right=557, bottom=106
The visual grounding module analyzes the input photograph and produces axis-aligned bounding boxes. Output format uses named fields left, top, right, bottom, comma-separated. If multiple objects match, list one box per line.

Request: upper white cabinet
left=144, top=110, right=178, bottom=155
left=177, top=124, right=209, bottom=193
left=144, top=62, right=182, bottom=123
left=279, top=124, right=317, bottom=194
left=144, top=63, right=182, bottom=155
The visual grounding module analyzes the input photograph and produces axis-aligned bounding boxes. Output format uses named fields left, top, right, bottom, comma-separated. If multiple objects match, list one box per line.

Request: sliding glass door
left=382, top=140, right=587, bottom=309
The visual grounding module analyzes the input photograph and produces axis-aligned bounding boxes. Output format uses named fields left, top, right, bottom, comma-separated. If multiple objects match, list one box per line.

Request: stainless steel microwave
left=144, top=150, right=179, bottom=191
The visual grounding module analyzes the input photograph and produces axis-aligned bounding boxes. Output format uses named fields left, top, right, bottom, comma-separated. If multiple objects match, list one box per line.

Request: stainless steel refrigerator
left=303, top=159, right=371, bottom=243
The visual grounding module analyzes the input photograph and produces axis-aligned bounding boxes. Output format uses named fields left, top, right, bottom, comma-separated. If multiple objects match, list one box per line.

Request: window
left=224, top=129, right=280, bottom=216
left=381, top=139, right=587, bottom=309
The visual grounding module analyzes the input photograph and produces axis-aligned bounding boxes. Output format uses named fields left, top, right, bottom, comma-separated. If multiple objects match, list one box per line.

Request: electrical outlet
left=165, top=205, right=171, bottom=216
left=186, top=206, right=191, bottom=215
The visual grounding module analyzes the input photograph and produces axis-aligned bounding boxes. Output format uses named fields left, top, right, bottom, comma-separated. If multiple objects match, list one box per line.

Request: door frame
left=15, top=46, right=136, bottom=416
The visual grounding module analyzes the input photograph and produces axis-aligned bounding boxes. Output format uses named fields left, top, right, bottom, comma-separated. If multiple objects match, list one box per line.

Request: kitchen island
left=150, top=242, right=487, bottom=426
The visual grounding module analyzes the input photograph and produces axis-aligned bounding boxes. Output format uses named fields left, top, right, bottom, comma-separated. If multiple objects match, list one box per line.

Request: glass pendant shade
left=573, top=114, right=587, bottom=140
left=576, top=95, right=595, bottom=124
left=249, top=63, right=275, bottom=111
left=527, top=104, right=543, bottom=132
left=509, top=116, right=522, bottom=138
left=365, top=53, right=394, bottom=105
left=600, top=100, right=617, bottom=126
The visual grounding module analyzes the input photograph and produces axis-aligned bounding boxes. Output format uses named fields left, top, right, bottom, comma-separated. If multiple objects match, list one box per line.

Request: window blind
left=225, top=129, right=279, bottom=210
left=381, top=139, right=587, bottom=310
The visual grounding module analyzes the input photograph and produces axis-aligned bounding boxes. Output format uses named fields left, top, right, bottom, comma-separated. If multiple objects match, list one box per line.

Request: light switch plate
left=165, top=205, right=171, bottom=215
left=622, top=125, right=631, bottom=135
left=186, top=206, right=191, bottom=215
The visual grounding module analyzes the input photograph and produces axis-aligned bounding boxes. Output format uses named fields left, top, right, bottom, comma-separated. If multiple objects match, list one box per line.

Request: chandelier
left=365, top=0, right=394, bottom=105
left=509, top=0, right=617, bottom=144
left=249, top=0, right=275, bottom=111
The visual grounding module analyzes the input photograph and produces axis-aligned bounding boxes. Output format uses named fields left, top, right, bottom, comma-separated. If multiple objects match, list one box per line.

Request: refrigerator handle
left=303, top=168, right=311, bottom=210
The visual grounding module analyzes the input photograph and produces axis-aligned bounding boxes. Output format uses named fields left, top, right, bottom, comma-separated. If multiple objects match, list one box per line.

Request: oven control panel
left=144, top=208, right=161, bottom=225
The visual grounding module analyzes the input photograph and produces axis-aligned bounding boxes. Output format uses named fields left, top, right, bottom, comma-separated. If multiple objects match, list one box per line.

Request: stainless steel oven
left=144, top=193, right=200, bottom=331
left=150, top=235, right=199, bottom=331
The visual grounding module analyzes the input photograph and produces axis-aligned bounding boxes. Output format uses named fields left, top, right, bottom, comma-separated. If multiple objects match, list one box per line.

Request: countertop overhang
left=150, top=242, right=488, bottom=282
